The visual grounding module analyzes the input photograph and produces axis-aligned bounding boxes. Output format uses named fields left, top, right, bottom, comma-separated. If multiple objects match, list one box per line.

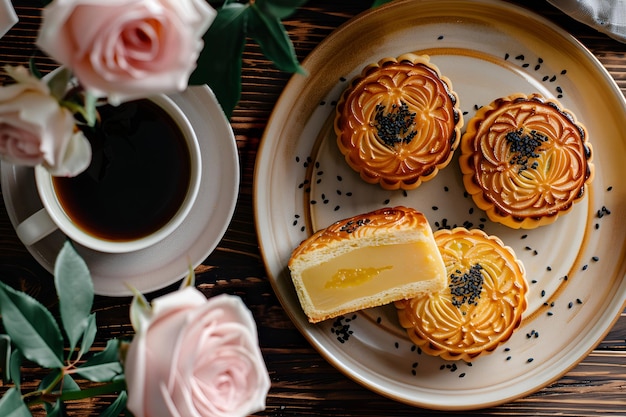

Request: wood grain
left=1, top=1, right=625, bottom=416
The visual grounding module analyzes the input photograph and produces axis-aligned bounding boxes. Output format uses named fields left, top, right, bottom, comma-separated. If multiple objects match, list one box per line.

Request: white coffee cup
left=15, top=94, right=201, bottom=253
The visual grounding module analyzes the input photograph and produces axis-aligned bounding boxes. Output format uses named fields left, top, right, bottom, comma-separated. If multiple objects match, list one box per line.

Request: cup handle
left=15, top=208, right=59, bottom=246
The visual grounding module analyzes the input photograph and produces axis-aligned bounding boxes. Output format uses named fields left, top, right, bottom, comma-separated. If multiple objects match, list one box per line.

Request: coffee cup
left=15, top=94, right=201, bottom=253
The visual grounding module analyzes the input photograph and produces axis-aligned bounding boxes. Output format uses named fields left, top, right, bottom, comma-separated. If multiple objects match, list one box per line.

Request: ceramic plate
left=254, top=0, right=626, bottom=410
left=2, top=86, right=239, bottom=296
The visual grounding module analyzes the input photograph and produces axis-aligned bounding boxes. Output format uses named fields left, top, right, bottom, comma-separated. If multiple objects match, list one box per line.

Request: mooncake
left=288, top=206, right=447, bottom=323
left=459, top=93, right=593, bottom=229
left=334, top=53, right=463, bottom=190
left=396, top=227, right=527, bottom=362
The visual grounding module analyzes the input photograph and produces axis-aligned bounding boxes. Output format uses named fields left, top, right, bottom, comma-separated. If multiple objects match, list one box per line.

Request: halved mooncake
left=395, top=227, right=527, bottom=362
left=459, top=93, right=593, bottom=229
left=288, top=206, right=447, bottom=323
left=334, top=53, right=463, bottom=190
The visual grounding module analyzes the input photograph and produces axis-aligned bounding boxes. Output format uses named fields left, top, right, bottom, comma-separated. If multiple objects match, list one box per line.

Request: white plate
left=2, top=86, right=239, bottom=296
left=254, top=0, right=626, bottom=410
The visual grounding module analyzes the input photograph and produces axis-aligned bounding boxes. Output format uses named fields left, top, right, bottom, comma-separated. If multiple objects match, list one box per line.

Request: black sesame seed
left=334, top=205, right=340, bottom=211
left=521, top=234, right=528, bottom=239
left=459, top=373, right=466, bottom=378
left=504, top=347, right=511, bottom=352
left=582, top=264, right=588, bottom=271
left=295, top=156, right=300, bottom=162
left=534, top=64, right=541, bottom=71
left=595, top=223, right=600, bottom=230
left=531, top=279, right=537, bottom=284
left=607, top=186, right=613, bottom=191
left=376, top=317, right=382, bottom=324
left=438, top=35, right=444, bottom=40
left=383, top=199, right=390, bottom=205
left=592, top=256, right=599, bottom=262
left=340, top=76, right=346, bottom=82
left=444, top=186, right=449, bottom=192
left=432, top=206, right=439, bottom=211
left=394, top=342, right=399, bottom=348
left=522, top=63, right=530, bottom=68
left=547, top=266, right=552, bottom=271
left=515, top=54, right=525, bottom=60
left=541, top=290, right=546, bottom=297
left=504, top=53, right=510, bottom=60
left=576, top=298, right=583, bottom=304
left=568, top=301, right=573, bottom=309
left=506, top=356, right=512, bottom=361
left=542, top=75, right=549, bottom=81
left=561, top=69, right=567, bottom=74
left=547, top=311, right=553, bottom=316
left=527, top=358, right=534, bottom=363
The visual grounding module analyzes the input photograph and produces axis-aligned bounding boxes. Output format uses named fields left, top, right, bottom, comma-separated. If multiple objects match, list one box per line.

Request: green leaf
left=0, top=387, right=30, bottom=417
left=47, top=67, right=72, bottom=101
left=9, top=350, right=23, bottom=389
left=78, top=313, right=97, bottom=359
left=40, top=370, right=80, bottom=394
left=100, top=390, right=127, bottom=417
left=45, top=400, right=63, bottom=417
left=371, top=0, right=393, bottom=7
left=0, top=282, right=64, bottom=369
left=189, top=3, right=247, bottom=118
left=0, top=334, right=10, bottom=382
left=248, top=4, right=305, bottom=75
left=54, top=241, right=94, bottom=355
left=76, top=339, right=122, bottom=382
left=255, top=0, right=308, bottom=19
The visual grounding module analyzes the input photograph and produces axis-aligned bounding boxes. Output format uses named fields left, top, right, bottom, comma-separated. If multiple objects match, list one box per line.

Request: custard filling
left=300, top=241, right=444, bottom=311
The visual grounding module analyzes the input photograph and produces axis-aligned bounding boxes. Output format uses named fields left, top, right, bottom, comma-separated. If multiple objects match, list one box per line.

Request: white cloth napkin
left=547, top=0, right=626, bottom=43
left=0, top=0, right=17, bottom=39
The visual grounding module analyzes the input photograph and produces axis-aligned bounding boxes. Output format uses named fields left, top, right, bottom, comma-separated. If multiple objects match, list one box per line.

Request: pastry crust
left=288, top=206, right=447, bottom=323
left=396, top=227, right=527, bottom=362
left=334, top=53, right=463, bottom=190
left=459, top=93, right=594, bottom=229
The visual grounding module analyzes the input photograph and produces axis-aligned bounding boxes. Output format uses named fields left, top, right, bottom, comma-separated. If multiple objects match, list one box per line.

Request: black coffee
left=52, top=99, right=191, bottom=242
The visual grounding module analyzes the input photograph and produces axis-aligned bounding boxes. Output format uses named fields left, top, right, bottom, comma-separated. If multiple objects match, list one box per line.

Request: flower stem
left=60, top=379, right=126, bottom=401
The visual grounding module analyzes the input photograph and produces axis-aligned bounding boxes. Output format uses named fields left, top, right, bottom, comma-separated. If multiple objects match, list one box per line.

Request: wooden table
left=1, top=1, right=625, bottom=415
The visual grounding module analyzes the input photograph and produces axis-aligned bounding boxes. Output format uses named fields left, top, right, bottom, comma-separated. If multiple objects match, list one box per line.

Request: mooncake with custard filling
left=334, top=53, right=463, bottom=190
left=459, top=93, right=593, bottom=229
left=288, top=206, right=447, bottom=323
left=396, top=227, right=527, bottom=362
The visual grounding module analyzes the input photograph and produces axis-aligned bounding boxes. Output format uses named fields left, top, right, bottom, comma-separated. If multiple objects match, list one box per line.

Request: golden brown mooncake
left=334, top=53, right=463, bottom=190
left=459, top=93, right=594, bottom=229
left=288, top=206, right=447, bottom=323
left=395, top=227, right=527, bottom=362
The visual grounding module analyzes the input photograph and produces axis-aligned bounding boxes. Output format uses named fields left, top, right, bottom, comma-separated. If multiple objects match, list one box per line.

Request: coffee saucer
left=1, top=86, right=239, bottom=296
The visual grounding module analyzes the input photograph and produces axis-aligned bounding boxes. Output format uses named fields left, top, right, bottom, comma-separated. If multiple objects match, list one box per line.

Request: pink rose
left=0, top=66, right=91, bottom=176
left=125, top=288, right=271, bottom=417
left=36, top=0, right=216, bottom=104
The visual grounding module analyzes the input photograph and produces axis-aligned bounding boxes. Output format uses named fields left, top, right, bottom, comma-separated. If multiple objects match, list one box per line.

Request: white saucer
left=0, top=0, right=17, bottom=39
left=1, top=86, right=239, bottom=296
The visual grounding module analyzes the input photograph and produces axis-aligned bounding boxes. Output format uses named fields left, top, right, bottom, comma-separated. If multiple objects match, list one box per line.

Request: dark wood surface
left=1, top=1, right=625, bottom=415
